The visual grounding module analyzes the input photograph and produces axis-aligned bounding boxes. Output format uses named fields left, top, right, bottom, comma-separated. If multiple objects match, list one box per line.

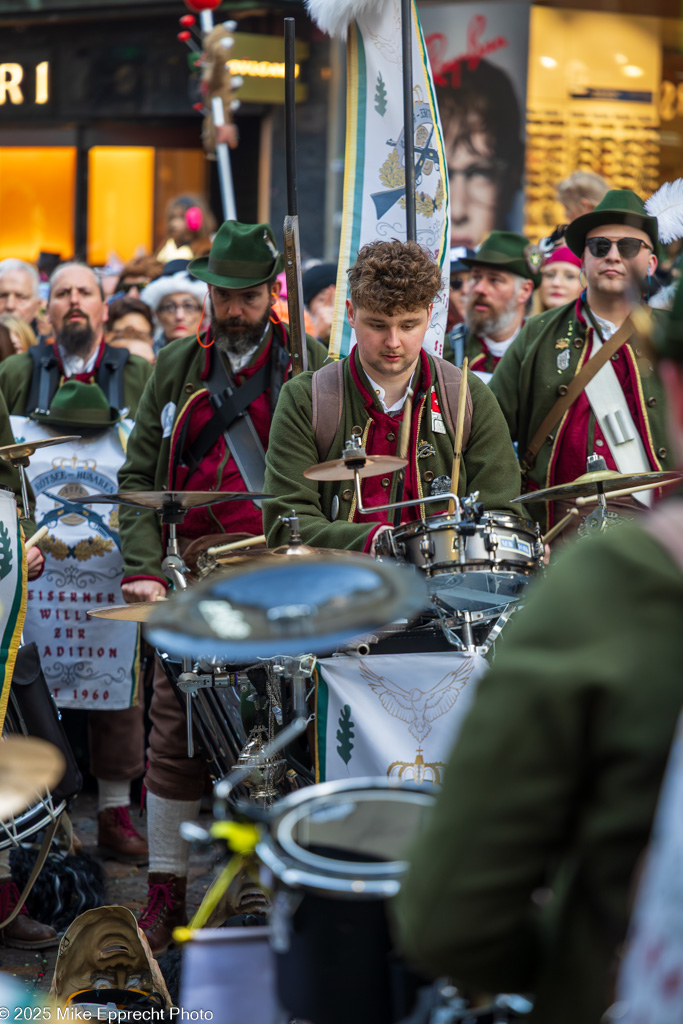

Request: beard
left=467, top=301, right=519, bottom=339
left=212, top=309, right=271, bottom=358
left=57, top=316, right=95, bottom=357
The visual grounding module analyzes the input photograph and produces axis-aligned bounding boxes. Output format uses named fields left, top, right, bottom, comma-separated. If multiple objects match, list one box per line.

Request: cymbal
left=88, top=599, right=167, bottom=623
left=304, top=455, right=407, bottom=482
left=145, top=553, right=427, bottom=660
left=0, top=435, right=81, bottom=462
left=0, top=737, right=65, bottom=821
left=74, top=490, right=271, bottom=511
left=512, top=469, right=683, bottom=504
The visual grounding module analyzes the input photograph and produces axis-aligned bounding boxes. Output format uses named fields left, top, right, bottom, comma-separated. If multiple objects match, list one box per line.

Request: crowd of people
left=0, top=176, right=680, bottom=1024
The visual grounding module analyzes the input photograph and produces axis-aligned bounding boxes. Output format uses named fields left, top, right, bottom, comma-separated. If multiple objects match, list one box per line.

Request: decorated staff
left=306, top=0, right=450, bottom=359
left=282, top=17, right=307, bottom=377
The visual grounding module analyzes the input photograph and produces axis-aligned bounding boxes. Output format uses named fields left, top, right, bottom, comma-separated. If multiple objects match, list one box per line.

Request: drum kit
left=2, top=427, right=681, bottom=1024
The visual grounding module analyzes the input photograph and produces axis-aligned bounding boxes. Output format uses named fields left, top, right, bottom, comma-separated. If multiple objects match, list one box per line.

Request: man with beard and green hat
left=443, top=231, right=541, bottom=381
left=117, top=220, right=326, bottom=954
left=0, top=262, right=152, bottom=878
left=490, top=189, right=675, bottom=533
left=395, top=279, right=683, bottom=1024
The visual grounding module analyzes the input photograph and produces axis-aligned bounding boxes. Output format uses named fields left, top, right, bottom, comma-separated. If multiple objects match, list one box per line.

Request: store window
left=87, top=146, right=155, bottom=266
left=0, top=146, right=75, bottom=260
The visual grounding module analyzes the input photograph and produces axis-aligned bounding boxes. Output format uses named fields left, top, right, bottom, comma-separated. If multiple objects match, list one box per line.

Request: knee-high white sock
left=97, top=778, right=131, bottom=813
left=146, top=793, right=201, bottom=876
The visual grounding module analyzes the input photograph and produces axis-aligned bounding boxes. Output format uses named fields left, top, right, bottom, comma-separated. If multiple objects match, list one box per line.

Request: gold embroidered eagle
left=359, top=659, right=475, bottom=742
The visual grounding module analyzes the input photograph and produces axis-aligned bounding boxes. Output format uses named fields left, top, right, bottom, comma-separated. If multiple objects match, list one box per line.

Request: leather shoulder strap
left=432, top=357, right=473, bottom=449
left=312, top=360, right=345, bottom=461
left=96, top=345, right=129, bottom=411
left=522, top=314, right=637, bottom=472
left=25, top=342, right=59, bottom=416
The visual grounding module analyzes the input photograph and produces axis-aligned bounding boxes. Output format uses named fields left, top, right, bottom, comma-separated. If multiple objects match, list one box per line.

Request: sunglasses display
left=585, top=236, right=652, bottom=259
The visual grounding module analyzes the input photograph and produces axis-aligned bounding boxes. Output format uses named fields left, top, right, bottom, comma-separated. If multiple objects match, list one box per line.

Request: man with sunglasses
left=491, top=189, right=674, bottom=531
left=117, top=220, right=326, bottom=954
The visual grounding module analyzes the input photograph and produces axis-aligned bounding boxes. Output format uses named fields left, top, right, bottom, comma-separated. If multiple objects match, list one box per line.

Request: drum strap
left=25, top=342, right=129, bottom=415
left=521, top=314, right=639, bottom=473
left=311, top=357, right=472, bottom=461
left=0, top=811, right=62, bottom=930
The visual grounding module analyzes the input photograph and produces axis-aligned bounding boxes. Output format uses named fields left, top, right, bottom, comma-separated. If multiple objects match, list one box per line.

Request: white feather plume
left=645, top=178, right=683, bottom=244
left=305, top=0, right=391, bottom=39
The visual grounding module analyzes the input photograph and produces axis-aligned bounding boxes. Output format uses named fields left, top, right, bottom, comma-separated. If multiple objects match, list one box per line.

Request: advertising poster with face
left=419, top=2, right=531, bottom=249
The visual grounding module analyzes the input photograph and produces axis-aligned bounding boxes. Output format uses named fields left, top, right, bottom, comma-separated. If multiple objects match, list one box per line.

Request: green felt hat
left=189, top=221, right=284, bottom=289
left=31, top=380, right=122, bottom=428
left=565, top=189, right=660, bottom=257
left=462, top=230, right=542, bottom=286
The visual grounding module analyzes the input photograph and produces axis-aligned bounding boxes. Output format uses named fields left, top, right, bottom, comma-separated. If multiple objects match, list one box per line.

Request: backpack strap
left=96, top=345, right=129, bottom=411
left=312, top=360, right=345, bottom=461
left=432, top=357, right=473, bottom=450
left=25, top=342, right=60, bottom=416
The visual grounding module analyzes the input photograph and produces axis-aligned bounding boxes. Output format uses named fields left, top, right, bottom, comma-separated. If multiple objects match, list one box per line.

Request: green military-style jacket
left=0, top=345, right=152, bottom=421
left=263, top=348, right=522, bottom=550
left=0, top=389, right=38, bottom=535
left=118, top=323, right=326, bottom=583
left=395, top=513, right=683, bottom=1024
left=490, top=301, right=673, bottom=527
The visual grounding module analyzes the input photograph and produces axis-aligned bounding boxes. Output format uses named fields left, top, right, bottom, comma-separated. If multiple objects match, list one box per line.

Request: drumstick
left=25, top=526, right=48, bottom=551
left=392, top=387, right=414, bottom=529
left=541, top=507, right=579, bottom=546
left=207, top=534, right=266, bottom=556
left=448, top=357, right=469, bottom=514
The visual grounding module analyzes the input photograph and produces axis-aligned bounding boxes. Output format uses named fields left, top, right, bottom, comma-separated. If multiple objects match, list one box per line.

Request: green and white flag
left=307, top=0, right=450, bottom=359
left=0, top=488, right=27, bottom=734
left=316, top=652, right=486, bottom=783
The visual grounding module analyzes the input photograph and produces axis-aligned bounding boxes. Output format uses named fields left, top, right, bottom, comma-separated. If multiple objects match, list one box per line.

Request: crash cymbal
left=304, top=455, right=408, bottom=482
left=0, top=435, right=81, bottom=462
left=145, top=553, right=427, bottom=660
left=88, top=599, right=168, bottom=623
left=74, top=490, right=271, bottom=511
left=0, top=737, right=65, bottom=821
left=512, top=469, right=683, bottom=504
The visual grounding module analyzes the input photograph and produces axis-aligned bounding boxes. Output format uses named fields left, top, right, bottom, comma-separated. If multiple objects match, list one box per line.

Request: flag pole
left=282, top=17, right=308, bottom=376
left=401, top=0, right=416, bottom=241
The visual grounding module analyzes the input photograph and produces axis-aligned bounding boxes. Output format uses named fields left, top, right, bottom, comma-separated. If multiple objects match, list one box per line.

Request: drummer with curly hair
left=264, top=238, right=521, bottom=552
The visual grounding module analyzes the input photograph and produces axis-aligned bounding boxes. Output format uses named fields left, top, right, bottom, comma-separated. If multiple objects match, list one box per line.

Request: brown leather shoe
left=138, top=872, right=187, bottom=955
left=0, top=880, right=58, bottom=950
left=97, top=806, right=149, bottom=865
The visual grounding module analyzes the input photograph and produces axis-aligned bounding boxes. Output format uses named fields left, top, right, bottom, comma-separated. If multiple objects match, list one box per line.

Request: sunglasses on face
left=585, top=236, right=652, bottom=259
left=450, top=277, right=466, bottom=291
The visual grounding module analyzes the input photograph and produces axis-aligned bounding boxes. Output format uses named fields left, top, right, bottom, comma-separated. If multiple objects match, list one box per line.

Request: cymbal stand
left=159, top=502, right=195, bottom=753
left=578, top=454, right=621, bottom=536
left=1, top=453, right=31, bottom=520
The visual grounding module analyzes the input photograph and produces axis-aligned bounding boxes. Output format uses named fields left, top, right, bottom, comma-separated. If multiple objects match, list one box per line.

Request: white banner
left=11, top=417, right=140, bottom=711
left=316, top=651, right=487, bottom=783
left=308, top=0, right=450, bottom=359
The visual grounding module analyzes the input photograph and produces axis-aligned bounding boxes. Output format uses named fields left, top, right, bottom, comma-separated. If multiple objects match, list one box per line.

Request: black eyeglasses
left=158, top=301, right=202, bottom=316
left=586, top=236, right=652, bottom=259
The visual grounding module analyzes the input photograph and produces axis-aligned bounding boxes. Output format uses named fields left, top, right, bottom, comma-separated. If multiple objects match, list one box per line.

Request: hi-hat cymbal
left=145, top=553, right=427, bottom=660
left=512, top=469, right=683, bottom=504
left=88, top=599, right=167, bottom=623
left=0, top=435, right=81, bottom=462
left=0, top=737, right=65, bottom=821
left=304, top=455, right=407, bottom=482
left=74, top=490, right=271, bottom=511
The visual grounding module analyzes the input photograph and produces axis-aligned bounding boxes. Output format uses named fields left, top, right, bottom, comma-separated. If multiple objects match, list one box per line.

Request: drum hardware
left=88, top=599, right=167, bottom=623
left=303, top=441, right=408, bottom=482
left=0, top=736, right=65, bottom=826
left=198, top=533, right=267, bottom=575
left=0, top=434, right=81, bottom=519
left=513, top=466, right=683, bottom=504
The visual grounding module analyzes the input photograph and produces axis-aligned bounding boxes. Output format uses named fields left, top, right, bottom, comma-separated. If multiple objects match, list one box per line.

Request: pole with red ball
left=183, top=0, right=237, bottom=221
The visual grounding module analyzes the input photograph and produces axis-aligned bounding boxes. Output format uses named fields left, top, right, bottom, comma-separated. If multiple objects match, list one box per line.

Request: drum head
left=428, top=570, right=533, bottom=617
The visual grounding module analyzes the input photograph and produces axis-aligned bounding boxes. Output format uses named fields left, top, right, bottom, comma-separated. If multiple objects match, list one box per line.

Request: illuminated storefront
left=0, top=2, right=310, bottom=266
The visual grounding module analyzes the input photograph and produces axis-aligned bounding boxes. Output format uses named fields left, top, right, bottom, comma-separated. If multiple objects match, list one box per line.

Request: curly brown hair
left=347, top=239, right=442, bottom=313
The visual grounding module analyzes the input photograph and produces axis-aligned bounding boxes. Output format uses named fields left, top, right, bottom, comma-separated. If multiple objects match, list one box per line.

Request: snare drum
left=256, top=777, right=435, bottom=1024
left=379, top=511, right=541, bottom=577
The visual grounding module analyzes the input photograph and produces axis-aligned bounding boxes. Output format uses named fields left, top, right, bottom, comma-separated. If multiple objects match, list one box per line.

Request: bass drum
left=256, top=778, right=435, bottom=1024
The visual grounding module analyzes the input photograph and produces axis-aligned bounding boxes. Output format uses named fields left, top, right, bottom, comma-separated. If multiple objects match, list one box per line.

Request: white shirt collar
left=364, top=370, right=415, bottom=414
left=587, top=307, right=618, bottom=342
left=58, top=342, right=100, bottom=377
left=481, top=324, right=522, bottom=357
